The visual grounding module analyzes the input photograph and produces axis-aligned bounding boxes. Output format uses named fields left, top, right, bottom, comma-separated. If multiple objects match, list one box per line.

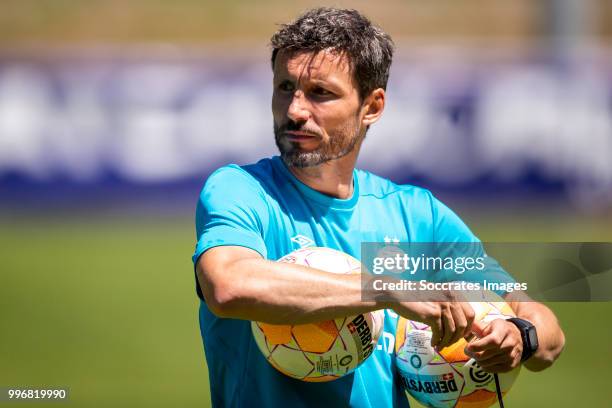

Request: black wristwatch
left=507, top=317, right=539, bottom=362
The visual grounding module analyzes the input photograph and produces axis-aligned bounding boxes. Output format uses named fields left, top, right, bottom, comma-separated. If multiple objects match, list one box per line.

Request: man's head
left=270, top=8, right=394, bottom=168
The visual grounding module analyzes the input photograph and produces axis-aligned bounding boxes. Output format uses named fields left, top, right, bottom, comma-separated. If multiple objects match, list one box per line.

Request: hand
left=465, top=319, right=523, bottom=373
left=393, top=291, right=475, bottom=349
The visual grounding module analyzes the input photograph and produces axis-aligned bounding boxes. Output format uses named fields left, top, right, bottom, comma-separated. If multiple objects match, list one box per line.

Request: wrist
left=363, top=274, right=396, bottom=309
left=507, top=317, right=539, bottom=362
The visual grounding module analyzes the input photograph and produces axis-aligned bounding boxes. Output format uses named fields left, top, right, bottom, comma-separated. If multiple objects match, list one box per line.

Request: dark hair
left=270, top=7, right=394, bottom=99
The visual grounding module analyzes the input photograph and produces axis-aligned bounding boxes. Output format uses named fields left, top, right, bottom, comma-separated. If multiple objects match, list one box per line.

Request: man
left=192, top=8, right=565, bottom=407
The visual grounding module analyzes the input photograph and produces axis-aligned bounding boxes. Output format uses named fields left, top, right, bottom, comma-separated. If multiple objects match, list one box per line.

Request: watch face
left=528, top=327, right=539, bottom=349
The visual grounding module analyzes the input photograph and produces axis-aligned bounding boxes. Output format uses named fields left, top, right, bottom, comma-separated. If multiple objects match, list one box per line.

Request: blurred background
left=1, top=1, right=611, bottom=407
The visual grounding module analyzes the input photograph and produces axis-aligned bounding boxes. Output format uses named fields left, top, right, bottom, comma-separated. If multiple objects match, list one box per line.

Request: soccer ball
left=251, top=247, right=385, bottom=382
left=395, top=290, right=521, bottom=408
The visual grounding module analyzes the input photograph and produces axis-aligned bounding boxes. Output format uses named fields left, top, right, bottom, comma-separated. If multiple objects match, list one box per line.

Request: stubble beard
left=274, top=117, right=364, bottom=168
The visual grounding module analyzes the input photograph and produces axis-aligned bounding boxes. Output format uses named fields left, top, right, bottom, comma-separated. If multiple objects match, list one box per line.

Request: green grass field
left=1, top=209, right=611, bottom=407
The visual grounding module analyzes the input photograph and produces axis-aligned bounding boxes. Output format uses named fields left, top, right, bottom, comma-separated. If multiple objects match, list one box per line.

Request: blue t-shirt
left=192, top=156, right=508, bottom=407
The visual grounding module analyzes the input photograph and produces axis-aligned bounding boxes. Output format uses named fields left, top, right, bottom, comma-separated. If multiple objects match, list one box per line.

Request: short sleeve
left=428, top=192, right=477, bottom=243
left=192, top=165, right=269, bottom=266
left=427, top=192, right=516, bottom=293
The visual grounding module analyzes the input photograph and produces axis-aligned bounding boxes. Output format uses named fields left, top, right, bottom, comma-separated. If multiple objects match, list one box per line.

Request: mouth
left=283, top=131, right=319, bottom=142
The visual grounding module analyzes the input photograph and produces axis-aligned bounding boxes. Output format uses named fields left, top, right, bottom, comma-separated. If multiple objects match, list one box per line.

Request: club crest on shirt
left=291, top=234, right=314, bottom=248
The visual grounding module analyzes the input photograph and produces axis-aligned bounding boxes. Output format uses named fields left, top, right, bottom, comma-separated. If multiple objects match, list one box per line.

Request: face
left=272, top=49, right=367, bottom=168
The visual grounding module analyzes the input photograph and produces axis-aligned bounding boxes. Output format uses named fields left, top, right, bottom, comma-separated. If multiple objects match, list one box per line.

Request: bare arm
left=197, top=245, right=475, bottom=349
left=506, top=291, right=566, bottom=371
left=196, top=245, right=381, bottom=324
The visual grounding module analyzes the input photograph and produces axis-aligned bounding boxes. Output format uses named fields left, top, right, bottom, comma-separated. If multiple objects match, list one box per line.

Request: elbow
left=525, top=329, right=566, bottom=372
left=524, top=356, right=553, bottom=372
left=197, top=257, right=244, bottom=318
left=204, top=278, right=241, bottom=318
left=196, top=251, right=264, bottom=319
left=545, top=326, right=567, bottom=367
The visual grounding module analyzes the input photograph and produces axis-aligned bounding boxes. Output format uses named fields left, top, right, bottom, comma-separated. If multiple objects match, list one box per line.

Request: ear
left=361, top=88, right=385, bottom=127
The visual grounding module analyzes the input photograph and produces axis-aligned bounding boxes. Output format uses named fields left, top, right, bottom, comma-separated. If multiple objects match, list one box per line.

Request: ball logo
left=469, top=364, right=492, bottom=385
left=410, top=355, right=422, bottom=369
left=339, top=355, right=353, bottom=366
left=347, top=314, right=374, bottom=359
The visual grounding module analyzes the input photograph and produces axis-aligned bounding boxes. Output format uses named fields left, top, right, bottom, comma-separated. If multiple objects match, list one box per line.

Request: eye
left=278, top=81, right=294, bottom=92
left=312, top=87, right=332, bottom=96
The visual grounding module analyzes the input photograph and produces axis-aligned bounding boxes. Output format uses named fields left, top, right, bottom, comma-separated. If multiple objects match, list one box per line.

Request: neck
left=286, top=142, right=362, bottom=200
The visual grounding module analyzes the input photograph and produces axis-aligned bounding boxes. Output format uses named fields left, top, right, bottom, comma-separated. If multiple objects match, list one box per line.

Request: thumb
left=470, top=319, right=488, bottom=338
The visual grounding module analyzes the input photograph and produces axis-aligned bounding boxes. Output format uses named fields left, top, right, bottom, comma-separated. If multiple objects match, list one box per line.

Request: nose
left=287, top=90, right=311, bottom=123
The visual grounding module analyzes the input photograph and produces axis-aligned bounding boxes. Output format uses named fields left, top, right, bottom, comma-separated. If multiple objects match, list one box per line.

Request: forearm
left=506, top=292, right=565, bottom=371
left=198, top=247, right=382, bottom=324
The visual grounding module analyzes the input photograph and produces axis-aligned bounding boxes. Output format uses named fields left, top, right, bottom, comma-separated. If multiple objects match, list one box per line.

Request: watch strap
left=507, top=317, right=538, bottom=362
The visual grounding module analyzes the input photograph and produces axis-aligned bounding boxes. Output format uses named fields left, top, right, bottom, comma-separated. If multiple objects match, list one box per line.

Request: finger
left=466, top=333, right=502, bottom=352
left=439, top=304, right=455, bottom=348
left=449, top=304, right=468, bottom=346
left=461, top=302, right=475, bottom=339
left=471, top=330, right=518, bottom=366
left=499, top=333, right=521, bottom=354
left=465, top=343, right=504, bottom=361
left=470, top=319, right=488, bottom=338
left=476, top=352, right=513, bottom=372
left=473, top=349, right=507, bottom=365
left=429, top=313, right=443, bottom=348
